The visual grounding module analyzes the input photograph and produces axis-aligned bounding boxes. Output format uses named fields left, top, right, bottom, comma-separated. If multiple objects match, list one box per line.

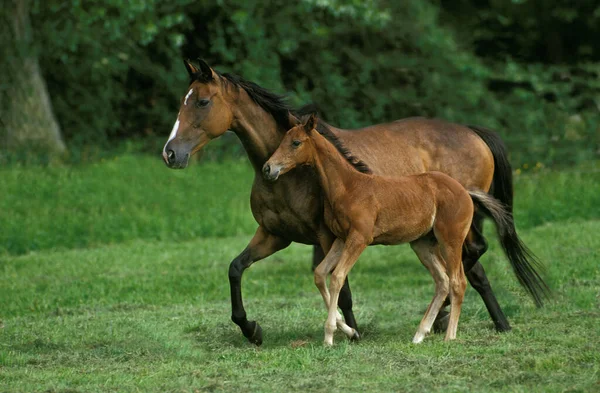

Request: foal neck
left=311, top=131, right=367, bottom=201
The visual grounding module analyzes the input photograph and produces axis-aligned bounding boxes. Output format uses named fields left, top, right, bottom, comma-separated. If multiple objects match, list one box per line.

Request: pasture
left=1, top=156, right=599, bottom=392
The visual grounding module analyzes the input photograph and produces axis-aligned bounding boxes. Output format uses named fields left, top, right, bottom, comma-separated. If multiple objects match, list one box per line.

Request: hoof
left=350, top=330, right=361, bottom=342
left=412, top=334, right=425, bottom=344
left=245, top=321, right=263, bottom=346
left=433, top=310, right=450, bottom=334
left=495, top=323, right=512, bottom=333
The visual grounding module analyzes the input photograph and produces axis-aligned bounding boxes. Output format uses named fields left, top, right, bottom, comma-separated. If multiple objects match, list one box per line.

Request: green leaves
left=22, top=0, right=599, bottom=167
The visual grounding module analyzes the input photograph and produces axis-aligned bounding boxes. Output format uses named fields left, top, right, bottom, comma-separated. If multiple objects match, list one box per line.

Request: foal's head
left=162, top=59, right=234, bottom=169
left=262, top=114, right=318, bottom=181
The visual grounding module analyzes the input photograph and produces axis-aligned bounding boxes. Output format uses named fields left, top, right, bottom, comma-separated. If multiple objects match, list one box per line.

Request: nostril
left=167, top=150, right=175, bottom=163
left=263, top=164, right=270, bottom=174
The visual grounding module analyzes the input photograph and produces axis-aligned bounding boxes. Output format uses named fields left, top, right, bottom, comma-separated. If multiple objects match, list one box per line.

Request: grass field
left=1, top=156, right=599, bottom=392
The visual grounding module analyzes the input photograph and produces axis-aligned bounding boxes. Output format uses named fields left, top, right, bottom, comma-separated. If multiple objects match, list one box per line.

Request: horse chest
left=250, top=172, right=322, bottom=244
left=324, top=201, right=352, bottom=239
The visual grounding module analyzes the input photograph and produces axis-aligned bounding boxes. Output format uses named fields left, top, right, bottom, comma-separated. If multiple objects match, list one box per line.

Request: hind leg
left=410, top=239, right=450, bottom=344
left=463, top=213, right=511, bottom=332
left=434, top=213, right=511, bottom=333
left=440, top=242, right=468, bottom=341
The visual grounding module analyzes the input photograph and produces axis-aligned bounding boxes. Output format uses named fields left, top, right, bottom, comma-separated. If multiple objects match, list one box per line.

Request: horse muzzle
left=162, top=147, right=191, bottom=169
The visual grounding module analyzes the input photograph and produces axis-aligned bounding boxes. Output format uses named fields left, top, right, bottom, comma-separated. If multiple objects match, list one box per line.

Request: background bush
left=22, top=0, right=600, bottom=167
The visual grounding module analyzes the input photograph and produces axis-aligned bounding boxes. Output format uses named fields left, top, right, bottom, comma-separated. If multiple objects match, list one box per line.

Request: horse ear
left=183, top=59, right=199, bottom=77
left=196, top=59, right=214, bottom=82
left=303, top=113, right=317, bottom=133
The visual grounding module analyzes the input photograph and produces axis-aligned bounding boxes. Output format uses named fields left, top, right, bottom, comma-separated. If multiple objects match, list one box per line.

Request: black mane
left=311, top=119, right=372, bottom=174
left=191, top=71, right=292, bottom=128
left=191, top=70, right=371, bottom=174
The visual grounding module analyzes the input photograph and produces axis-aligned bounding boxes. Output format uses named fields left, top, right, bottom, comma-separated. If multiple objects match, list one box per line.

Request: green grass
left=1, top=156, right=599, bottom=256
left=1, top=157, right=599, bottom=392
left=0, top=155, right=256, bottom=255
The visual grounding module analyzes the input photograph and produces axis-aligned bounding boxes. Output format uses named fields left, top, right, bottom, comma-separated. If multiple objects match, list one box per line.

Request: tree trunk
left=0, top=0, right=66, bottom=158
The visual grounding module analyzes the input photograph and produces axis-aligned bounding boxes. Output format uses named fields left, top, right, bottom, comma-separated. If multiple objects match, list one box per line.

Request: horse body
left=250, top=166, right=322, bottom=245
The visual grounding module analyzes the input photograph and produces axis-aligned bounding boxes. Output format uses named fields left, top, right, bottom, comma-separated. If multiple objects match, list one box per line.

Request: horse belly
left=372, top=224, right=430, bottom=245
left=261, top=209, right=318, bottom=244
left=371, top=205, right=434, bottom=246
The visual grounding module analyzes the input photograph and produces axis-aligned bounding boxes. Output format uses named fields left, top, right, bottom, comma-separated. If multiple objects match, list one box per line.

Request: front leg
left=317, top=228, right=360, bottom=337
left=324, top=235, right=367, bottom=346
left=314, top=239, right=359, bottom=341
left=229, top=226, right=291, bottom=345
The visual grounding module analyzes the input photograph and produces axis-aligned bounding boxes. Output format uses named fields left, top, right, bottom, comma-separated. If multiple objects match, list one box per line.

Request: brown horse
left=163, top=59, right=548, bottom=345
left=264, top=114, right=514, bottom=345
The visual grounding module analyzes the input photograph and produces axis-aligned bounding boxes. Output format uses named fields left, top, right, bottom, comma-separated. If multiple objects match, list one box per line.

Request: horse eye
left=292, top=140, right=302, bottom=147
left=196, top=99, right=210, bottom=108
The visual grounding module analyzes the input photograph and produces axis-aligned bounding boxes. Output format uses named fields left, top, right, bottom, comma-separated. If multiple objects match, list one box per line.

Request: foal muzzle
left=262, top=163, right=281, bottom=181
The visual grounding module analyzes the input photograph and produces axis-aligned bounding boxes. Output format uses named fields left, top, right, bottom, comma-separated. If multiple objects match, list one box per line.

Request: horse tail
left=466, top=125, right=514, bottom=212
left=468, top=190, right=551, bottom=307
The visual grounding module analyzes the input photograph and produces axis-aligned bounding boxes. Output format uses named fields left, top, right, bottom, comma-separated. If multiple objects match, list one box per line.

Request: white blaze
left=163, top=118, right=180, bottom=153
left=184, top=88, right=194, bottom=105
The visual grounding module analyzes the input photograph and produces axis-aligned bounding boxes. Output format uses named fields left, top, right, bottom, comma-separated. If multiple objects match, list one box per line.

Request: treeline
left=2, top=0, right=599, bottom=167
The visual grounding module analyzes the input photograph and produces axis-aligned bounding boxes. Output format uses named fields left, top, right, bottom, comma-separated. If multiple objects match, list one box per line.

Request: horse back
left=331, top=117, right=495, bottom=192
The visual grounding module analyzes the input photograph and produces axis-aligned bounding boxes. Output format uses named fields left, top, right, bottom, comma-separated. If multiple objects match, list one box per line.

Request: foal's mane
left=190, top=70, right=371, bottom=174
left=308, top=118, right=372, bottom=175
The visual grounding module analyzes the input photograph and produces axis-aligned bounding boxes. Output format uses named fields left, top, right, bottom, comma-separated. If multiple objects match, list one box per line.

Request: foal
left=263, top=114, right=513, bottom=345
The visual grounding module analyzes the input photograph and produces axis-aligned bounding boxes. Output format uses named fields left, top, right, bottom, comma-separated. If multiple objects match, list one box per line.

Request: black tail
left=467, top=125, right=550, bottom=307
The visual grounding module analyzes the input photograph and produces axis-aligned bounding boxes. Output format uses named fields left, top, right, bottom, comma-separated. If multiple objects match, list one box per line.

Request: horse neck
left=311, top=131, right=365, bottom=203
left=228, top=91, right=285, bottom=172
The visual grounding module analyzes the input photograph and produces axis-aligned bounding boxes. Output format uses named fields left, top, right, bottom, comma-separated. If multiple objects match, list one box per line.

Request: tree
left=0, top=0, right=66, bottom=159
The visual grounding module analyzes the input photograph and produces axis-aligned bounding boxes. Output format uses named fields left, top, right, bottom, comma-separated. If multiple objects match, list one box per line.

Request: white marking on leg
left=163, top=118, right=180, bottom=154
left=184, top=88, right=194, bottom=105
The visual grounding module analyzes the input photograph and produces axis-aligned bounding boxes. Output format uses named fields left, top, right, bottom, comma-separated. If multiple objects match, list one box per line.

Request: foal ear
left=287, top=112, right=301, bottom=128
left=303, top=113, right=318, bottom=133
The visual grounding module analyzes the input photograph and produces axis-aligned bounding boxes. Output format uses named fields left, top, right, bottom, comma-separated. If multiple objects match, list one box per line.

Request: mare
left=264, top=114, right=515, bottom=345
left=162, top=59, right=548, bottom=345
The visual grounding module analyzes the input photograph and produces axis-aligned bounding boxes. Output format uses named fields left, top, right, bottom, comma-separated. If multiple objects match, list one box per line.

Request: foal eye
left=196, top=99, right=210, bottom=108
left=292, top=140, right=302, bottom=147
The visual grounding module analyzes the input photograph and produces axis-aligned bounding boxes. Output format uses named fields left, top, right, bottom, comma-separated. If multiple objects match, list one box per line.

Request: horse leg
left=440, top=242, right=467, bottom=341
left=313, top=244, right=359, bottom=334
left=323, top=235, right=367, bottom=346
left=229, top=226, right=291, bottom=345
left=314, top=239, right=358, bottom=341
left=432, top=223, right=481, bottom=334
left=411, top=239, right=450, bottom=344
left=433, top=213, right=512, bottom=333
left=464, top=213, right=511, bottom=332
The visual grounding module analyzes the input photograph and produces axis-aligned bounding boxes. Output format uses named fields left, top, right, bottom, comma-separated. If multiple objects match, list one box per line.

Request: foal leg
left=314, top=239, right=357, bottom=340
left=433, top=213, right=511, bottom=333
left=410, top=239, right=449, bottom=344
left=229, top=226, right=291, bottom=345
left=323, top=236, right=367, bottom=346
left=439, top=243, right=468, bottom=341
left=313, top=244, right=359, bottom=333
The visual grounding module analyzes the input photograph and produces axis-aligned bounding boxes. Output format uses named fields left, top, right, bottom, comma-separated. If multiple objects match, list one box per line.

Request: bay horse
left=263, top=114, right=514, bottom=345
left=162, top=59, right=548, bottom=345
